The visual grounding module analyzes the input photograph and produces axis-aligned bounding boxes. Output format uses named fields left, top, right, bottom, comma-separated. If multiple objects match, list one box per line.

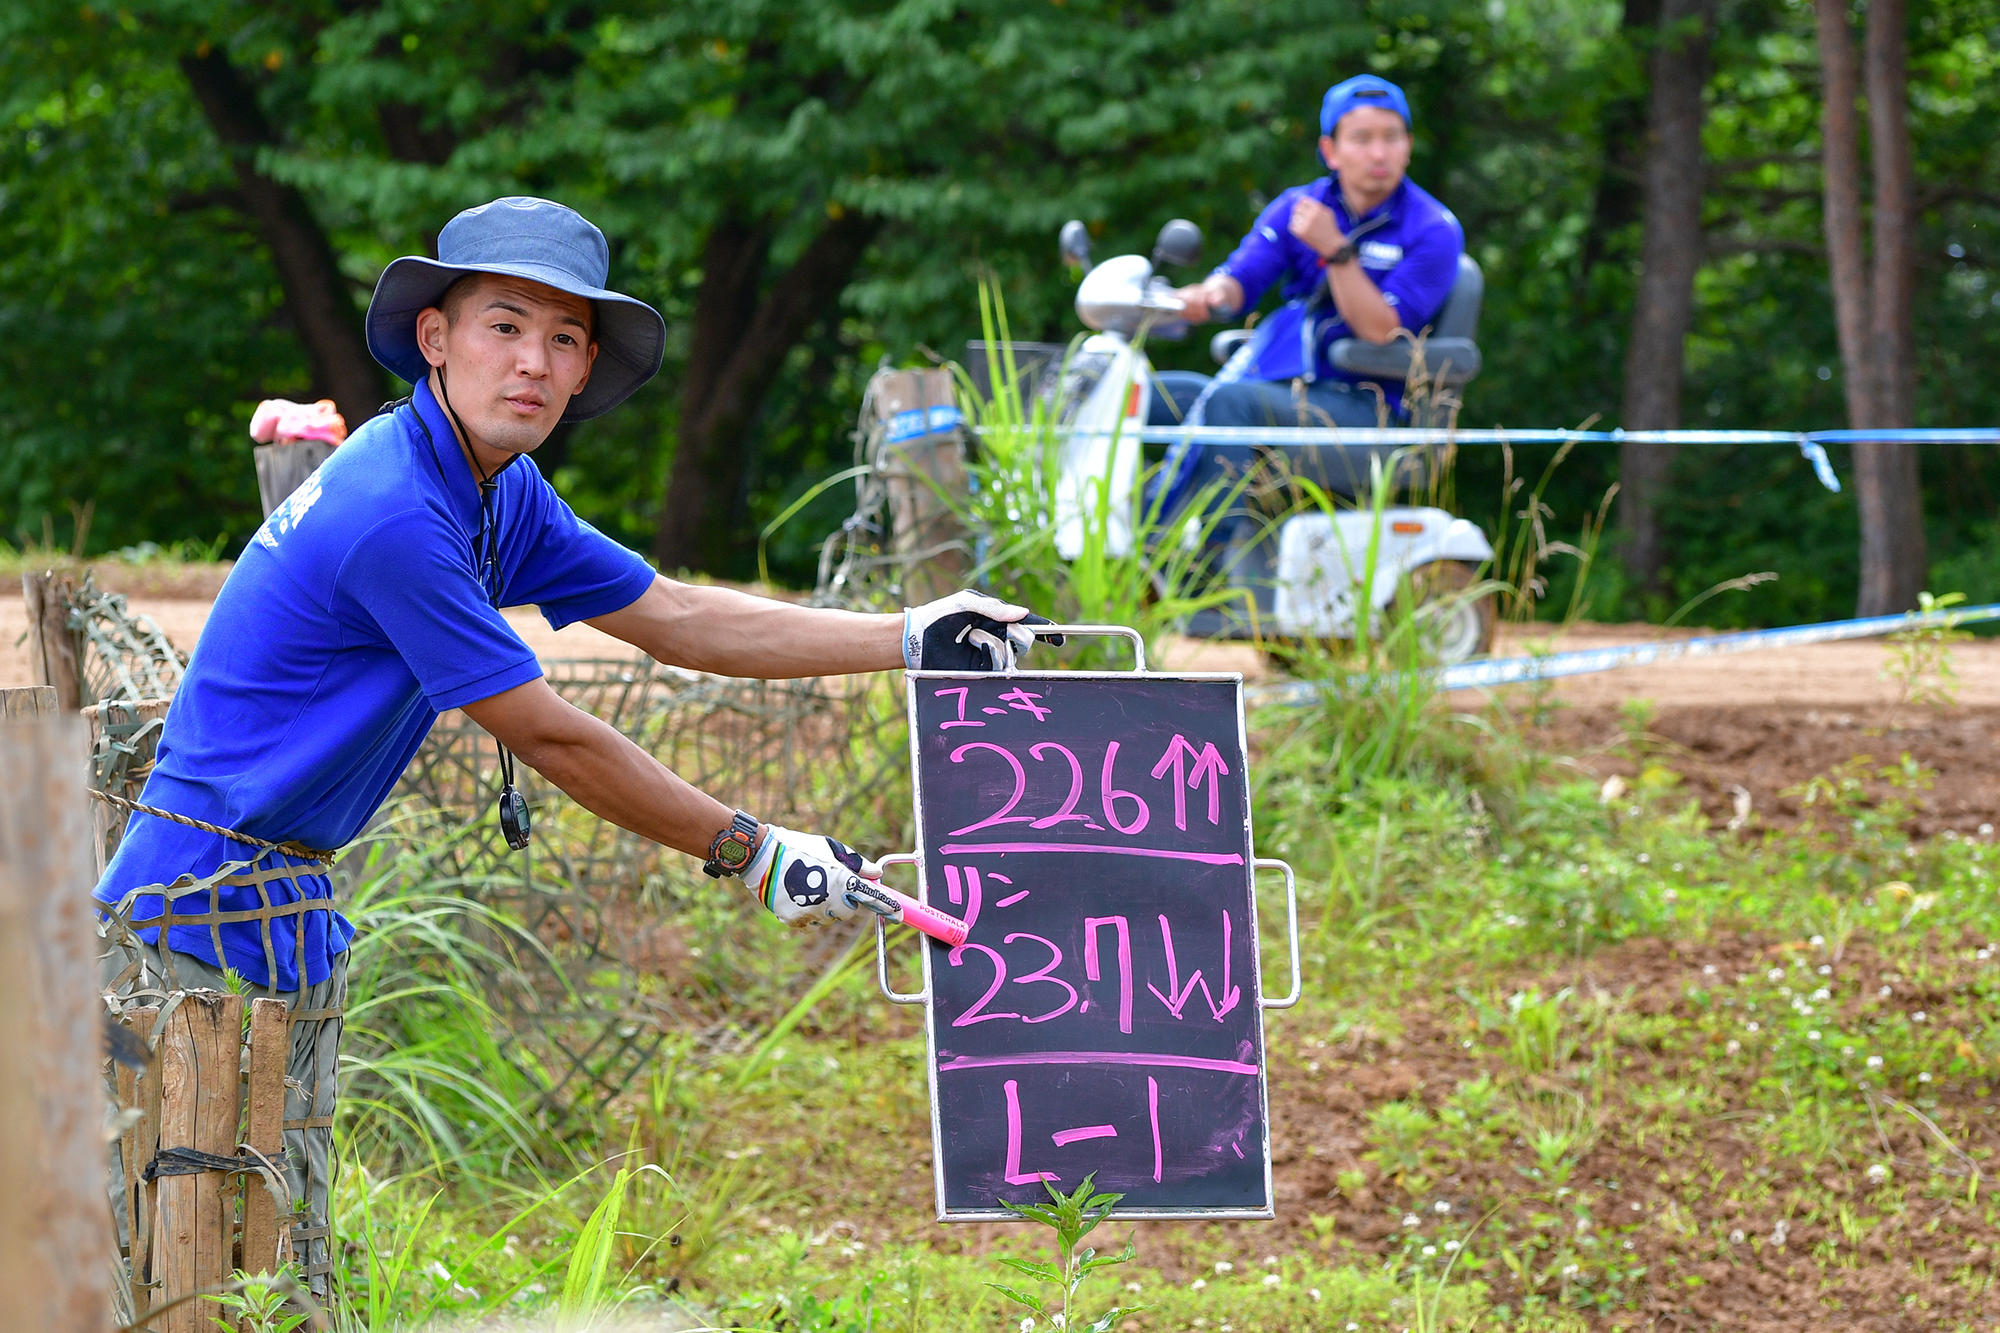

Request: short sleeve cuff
left=539, top=562, right=656, bottom=631
left=427, top=654, right=547, bottom=713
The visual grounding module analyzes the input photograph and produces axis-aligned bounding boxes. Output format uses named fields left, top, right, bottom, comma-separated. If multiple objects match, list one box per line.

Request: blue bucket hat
left=365, top=196, right=667, bottom=423
left=1319, top=74, right=1412, bottom=138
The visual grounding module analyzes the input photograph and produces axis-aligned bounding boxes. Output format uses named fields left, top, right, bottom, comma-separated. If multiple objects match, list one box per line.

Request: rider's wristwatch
left=1324, top=240, right=1358, bottom=266
left=703, top=810, right=761, bottom=878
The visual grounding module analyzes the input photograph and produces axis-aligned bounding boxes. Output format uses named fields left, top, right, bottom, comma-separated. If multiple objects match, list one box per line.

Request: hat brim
left=365, top=256, right=666, bottom=423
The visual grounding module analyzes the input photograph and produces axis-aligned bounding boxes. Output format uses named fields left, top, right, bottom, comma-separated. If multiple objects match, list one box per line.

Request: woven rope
left=89, top=788, right=336, bottom=865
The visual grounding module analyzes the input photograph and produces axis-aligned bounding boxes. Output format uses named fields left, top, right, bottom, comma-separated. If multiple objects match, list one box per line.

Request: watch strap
left=1325, top=240, right=1358, bottom=266
left=703, top=809, right=761, bottom=878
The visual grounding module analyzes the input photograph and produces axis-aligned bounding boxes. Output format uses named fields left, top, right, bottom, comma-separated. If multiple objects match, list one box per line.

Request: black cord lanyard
left=397, top=389, right=533, bottom=852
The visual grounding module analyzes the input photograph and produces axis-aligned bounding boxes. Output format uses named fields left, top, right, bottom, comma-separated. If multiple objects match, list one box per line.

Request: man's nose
left=516, top=339, right=550, bottom=377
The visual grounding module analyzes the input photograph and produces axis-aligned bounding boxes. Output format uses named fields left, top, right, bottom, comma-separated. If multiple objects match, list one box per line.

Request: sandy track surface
left=8, top=577, right=1999, bottom=711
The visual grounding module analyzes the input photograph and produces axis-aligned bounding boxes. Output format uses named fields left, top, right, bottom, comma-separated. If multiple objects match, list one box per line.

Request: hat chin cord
left=434, top=361, right=532, bottom=852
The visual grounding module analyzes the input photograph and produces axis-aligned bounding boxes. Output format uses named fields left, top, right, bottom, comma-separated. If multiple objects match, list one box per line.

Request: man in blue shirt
left=1149, top=74, right=1465, bottom=525
left=94, top=196, right=1045, bottom=1293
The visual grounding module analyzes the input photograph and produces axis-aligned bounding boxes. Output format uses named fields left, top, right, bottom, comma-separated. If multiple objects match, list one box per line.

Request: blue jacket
left=93, top=379, right=655, bottom=988
left=1212, top=173, right=1464, bottom=414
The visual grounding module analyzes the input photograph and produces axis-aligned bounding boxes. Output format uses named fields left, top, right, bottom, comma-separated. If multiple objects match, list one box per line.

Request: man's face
left=414, top=273, right=598, bottom=469
left=1319, top=105, right=1411, bottom=207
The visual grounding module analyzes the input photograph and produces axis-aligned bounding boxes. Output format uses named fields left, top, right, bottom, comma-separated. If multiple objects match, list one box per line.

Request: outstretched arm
left=585, top=575, right=902, bottom=677
left=585, top=577, right=1050, bottom=678
left=460, top=675, right=732, bottom=857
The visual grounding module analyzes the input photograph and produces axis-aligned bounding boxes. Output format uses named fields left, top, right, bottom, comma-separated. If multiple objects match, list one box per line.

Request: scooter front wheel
left=1399, top=561, right=1497, bottom=665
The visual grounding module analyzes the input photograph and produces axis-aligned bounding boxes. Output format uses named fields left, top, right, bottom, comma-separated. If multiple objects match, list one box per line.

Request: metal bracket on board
left=1021, top=623, right=1147, bottom=673
left=1254, top=857, right=1301, bottom=1009
left=872, top=852, right=929, bottom=1006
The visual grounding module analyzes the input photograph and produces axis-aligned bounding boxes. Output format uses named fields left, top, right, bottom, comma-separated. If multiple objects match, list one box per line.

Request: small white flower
left=1729, top=1228, right=1746, bottom=1244
left=1263, top=1254, right=1278, bottom=1266
left=1262, top=1273, right=1281, bottom=1287
left=1443, top=1240, right=1460, bottom=1251
left=1914, top=1011, right=1928, bottom=1022
left=1918, top=1072, right=1932, bottom=1083
left=1746, top=1021, right=1760, bottom=1033
left=1422, top=1245, right=1437, bottom=1257
left=1190, top=1278, right=1207, bottom=1291
left=1867, top=1055, right=1883, bottom=1069
left=1810, top=934, right=1825, bottom=946
left=1703, top=964, right=1718, bottom=975
left=1768, top=968, right=1785, bottom=982
left=1433, top=1199, right=1451, bottom=1214
left=1879, top=985, right=1893, bottom=998
left=1402, top=1213, right=1421, bottom=1228
left=1561, top=1263, right=1580, bottom=1278
left=1818, top=965, right=1832, bottom=976
left=1866, top=1164, right=1889, bottom=1183
left=1019, top=1320, right=1034, bottom=1333
left=1124, top=1281, right=1143, bottom=1293
left=1725, top=1040, right=1741, bottom=1055
left=1807, top=1030, right=1821, bottom=1042
left=1214, top=1260, right=1233, bottom=1274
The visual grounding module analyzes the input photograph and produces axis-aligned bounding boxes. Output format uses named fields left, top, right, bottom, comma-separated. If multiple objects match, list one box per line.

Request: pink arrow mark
left=1145, top=911, right=1241, bottom=1022
left=1150, top=734, right=1231, bottom=830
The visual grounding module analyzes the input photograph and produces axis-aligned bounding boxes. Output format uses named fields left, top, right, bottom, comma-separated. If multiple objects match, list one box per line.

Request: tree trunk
left=180, top=48, right=382, bottom=429
left=1578, top=0, right=1663, bottom=287
left=1815, top=0, right=1872, bottom=423
left=655, top=212, right=880, bottom=574
left=1816, top=0, right=1926, bottom=615
left=1616, top=0, right=1715, bottom=596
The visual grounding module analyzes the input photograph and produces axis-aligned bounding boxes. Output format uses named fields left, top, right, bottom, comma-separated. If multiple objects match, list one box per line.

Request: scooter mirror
left=1152, top=218, right=1203, bottom=269
left=1059, top=220, right=1092, bottom=269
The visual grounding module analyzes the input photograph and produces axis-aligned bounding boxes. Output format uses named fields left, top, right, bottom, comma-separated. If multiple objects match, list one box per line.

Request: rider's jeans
left=1147, top=371, right=1398, bottom=555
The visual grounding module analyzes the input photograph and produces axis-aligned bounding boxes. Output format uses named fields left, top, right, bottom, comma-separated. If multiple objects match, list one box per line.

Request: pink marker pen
left=845, top=879, right=970, bottom=947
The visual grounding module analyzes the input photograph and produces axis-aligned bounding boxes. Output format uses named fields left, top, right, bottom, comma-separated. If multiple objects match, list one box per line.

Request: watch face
left=716, top=834, right=752, bottom=868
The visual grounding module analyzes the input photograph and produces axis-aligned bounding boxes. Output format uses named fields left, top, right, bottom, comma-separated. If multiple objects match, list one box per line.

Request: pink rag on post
left=249, top=398, right=349, bottom=447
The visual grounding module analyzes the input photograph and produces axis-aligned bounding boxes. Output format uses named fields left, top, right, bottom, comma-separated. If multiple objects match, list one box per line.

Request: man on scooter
left=1149, top=73, right=1463, bottom=527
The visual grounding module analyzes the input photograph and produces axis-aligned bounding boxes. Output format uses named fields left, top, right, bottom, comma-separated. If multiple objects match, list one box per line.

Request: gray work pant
left=101, top=936, right=346, bottom=1296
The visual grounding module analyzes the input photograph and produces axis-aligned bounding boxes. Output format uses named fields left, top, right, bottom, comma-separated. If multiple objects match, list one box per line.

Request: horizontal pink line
left=1051, top=1124, right=1118, bottom=1147
left=938, top=1051, right=1260, bottom=1077
left=939, top=842, right=1245, bottom=865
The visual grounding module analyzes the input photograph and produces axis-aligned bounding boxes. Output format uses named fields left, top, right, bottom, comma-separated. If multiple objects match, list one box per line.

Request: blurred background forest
left=2, top=0, right=1995, bottom=627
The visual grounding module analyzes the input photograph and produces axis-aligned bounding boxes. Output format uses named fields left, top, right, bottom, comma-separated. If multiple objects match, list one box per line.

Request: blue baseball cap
left=1319, top=74, right=1412, bottom=138
left=366, top=196, right=667, bottom=423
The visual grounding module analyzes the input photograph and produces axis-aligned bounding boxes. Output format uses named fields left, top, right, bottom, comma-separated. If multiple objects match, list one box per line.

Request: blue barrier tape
left=1244, top=602, right=2000, bottom=708
left=1005, top=425, right=2000, bottom=494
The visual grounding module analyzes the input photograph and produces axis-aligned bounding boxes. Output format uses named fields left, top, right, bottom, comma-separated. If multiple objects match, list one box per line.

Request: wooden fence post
left=870, top=367, right=972, bottom=605
left=0, top=709, right=113, bottom=1332
left=86, top=696, right=173, bottom=873
left=155, top=990, right=245, bottom=1333
left=240, top=998, right=291, bottom=1280
left=254, top=440, right=336, bottom=518
left=21, top=570, right=86, bottom=710
left=1, top=684, right=58, bottom=719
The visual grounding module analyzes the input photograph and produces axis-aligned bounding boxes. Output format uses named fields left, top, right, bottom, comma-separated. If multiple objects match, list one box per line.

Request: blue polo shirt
left=93, top=379, right=656, bottom=989
left=1212, top=173, right=1463, bottom=414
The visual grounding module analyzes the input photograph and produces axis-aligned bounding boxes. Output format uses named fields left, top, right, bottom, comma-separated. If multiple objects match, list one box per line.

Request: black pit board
left=907, top=670, right=1272, bottom=1220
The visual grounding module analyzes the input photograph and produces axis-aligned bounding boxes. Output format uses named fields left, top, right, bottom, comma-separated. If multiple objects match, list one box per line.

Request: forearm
left=508, top=708, right=736, bottom=858
left=588, top=576, right=904, bottom=677
left=1325, top=267, right=1402, bottom=343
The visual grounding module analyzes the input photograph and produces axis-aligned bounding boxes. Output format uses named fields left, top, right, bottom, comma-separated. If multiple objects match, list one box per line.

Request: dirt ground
left=17, top=564, right=2000, bottom=1328
left=12, top=564, right=1997, bottom=835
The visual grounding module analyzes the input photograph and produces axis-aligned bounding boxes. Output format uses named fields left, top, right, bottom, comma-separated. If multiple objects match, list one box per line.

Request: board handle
left=871, top=852, right=931, bottom=1006
left=1024, top=623, right=1147, bottom=673
left=1253, top=857, right=1301, bottom=1009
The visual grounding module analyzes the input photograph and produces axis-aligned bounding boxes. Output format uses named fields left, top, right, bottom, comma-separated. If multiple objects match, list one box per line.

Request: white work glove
left=744, top=825, right=885, bottom=929
left=903, top=589, right=1061, bottom=672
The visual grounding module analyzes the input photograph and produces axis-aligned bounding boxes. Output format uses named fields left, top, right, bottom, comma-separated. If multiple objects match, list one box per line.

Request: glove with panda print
left=742, top=825, right=886, bottom=929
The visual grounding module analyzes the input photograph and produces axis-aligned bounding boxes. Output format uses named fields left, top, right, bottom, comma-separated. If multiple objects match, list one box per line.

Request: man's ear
left=1318, top=134, right=1337, bottom=171
left=415, top=307, right=449, bottom=369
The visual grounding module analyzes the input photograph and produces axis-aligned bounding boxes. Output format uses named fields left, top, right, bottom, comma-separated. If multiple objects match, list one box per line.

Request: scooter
left=1045, top=218, right=1497, bottom=664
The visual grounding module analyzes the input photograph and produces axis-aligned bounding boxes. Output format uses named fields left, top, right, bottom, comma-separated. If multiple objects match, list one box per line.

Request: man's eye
left=493, top=322, right=518, bottom=334
left=555, top=333, right=578, bottom=346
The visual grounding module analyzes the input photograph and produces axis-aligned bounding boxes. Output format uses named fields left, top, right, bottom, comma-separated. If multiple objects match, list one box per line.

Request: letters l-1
left=846, top=879, right=971, bottom=947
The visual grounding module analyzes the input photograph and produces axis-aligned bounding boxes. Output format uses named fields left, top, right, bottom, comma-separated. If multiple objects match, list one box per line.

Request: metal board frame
left=880, top=625, right=1299, bottom=1222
